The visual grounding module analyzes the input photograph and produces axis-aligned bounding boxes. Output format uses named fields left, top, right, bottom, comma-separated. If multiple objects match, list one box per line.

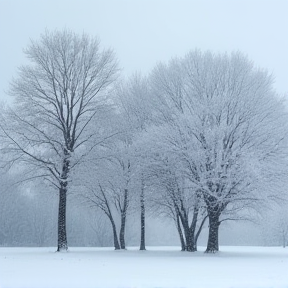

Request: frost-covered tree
left=114, top=74, right=153, bottom=250
left=0, top=29, right=118, bottom=251
left=146, top=153, right=207, bottom=251
left=149, top=50, right=288, bottom=252
left=80, top=153, right=132, bottom=250
left=79, top=73, right=153, bottom=251
left=137, top=123, right=209, bottom=252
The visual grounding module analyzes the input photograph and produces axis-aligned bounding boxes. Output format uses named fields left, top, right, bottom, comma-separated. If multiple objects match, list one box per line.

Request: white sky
left=1, top=0, right=287, bottom=102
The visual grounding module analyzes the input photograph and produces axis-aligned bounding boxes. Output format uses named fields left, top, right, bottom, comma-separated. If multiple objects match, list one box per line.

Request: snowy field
left=1, top=246, right=288, bottom=288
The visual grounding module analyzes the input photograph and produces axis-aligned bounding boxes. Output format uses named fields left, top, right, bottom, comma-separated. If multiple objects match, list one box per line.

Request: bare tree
left=142, top=149, right=207, bottom=251
left=113, top=74, right=153, bottom=250
left=80, top=180, right=121, bottom=249
left=106, top=140, right=133, bottom=250
left=75, top=122, right=136, bottom=250
left=80, top=157, right=130, bottom=250
left=1, top=29, right=118, bottom=251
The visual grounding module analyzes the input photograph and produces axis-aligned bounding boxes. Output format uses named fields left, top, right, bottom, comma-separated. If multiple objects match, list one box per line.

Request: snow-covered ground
left=0, top=246, right=287, bottom=288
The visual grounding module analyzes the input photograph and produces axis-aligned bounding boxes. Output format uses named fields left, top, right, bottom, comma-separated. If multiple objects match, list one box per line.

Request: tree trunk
left=188, top=206, right=199, bottom=252
left=175, top=214, right=186, bottom=251
left=110, top=216, right=120, bottom=250
left=184, top=228, right=195, bottom=252
left=178, top=210, right=195, bottom=252
left=98, top=184, right=120, bottom=250
left=140, top=182, right=146, bottom=250
left=57, top=152, right=70, bottom=252
left=119, top=214, right=126, bottom=249
left=119, top=189, right=128, bottom=249
left=205, top=213, right=220, bottom=253
left=57, top=183, right=68, bottom=251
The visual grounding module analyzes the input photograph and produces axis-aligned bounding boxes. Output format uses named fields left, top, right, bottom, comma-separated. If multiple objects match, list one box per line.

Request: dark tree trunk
left=206, top=213, right=220, bottom=253
left=172, top=191, right=206, bottom=252
left=57, top=184, right=68, bottom=251
left=140, top=182, right=146, bottom=250
left=57, top=152, right=70, bottom=252
left=119, top=189, right=128, bottom=249
left=175, top=214, right=186, bottom=251
left=178, top=208, right=196, bottom=252
left=188, top=206, right=199, bottom=252
left=110, top=216, right=120, bottom=250
left=98, top=184, right=120, bottom=250
left=184, top=228, right=195, bottom=252
left=119, top=214, right=126, bottom=249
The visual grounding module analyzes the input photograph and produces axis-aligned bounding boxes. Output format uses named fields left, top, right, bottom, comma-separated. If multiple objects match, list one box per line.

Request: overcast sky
left=1, top=0, right=287, bottom=103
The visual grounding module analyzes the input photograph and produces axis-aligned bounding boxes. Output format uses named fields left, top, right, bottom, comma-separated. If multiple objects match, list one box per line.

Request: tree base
left=204, top=249, right=219, bottom=253
left=56, top=247, right=68, bottom=252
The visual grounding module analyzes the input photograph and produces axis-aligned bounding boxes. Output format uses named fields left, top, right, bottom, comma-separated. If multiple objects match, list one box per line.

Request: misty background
left=0, top=0, right=287, bottom=248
